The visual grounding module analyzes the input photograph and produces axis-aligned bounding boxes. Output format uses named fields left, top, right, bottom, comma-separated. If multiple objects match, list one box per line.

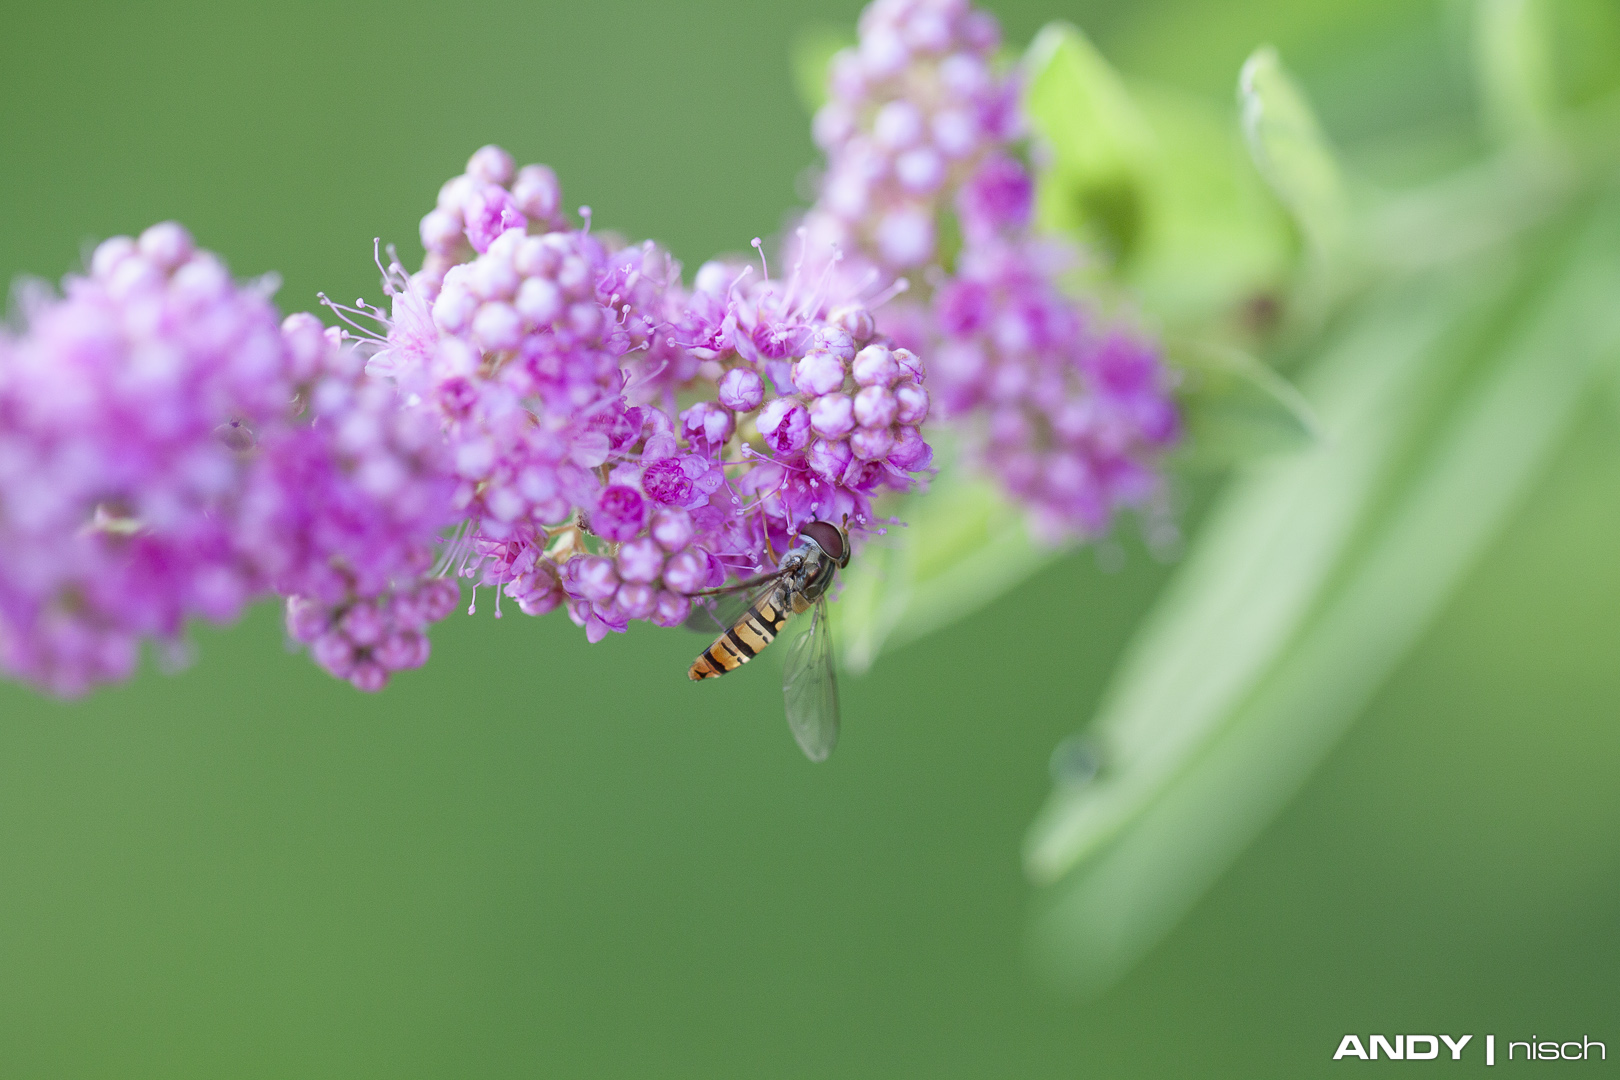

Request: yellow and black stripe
left=689, top=595, right=791, bottom=680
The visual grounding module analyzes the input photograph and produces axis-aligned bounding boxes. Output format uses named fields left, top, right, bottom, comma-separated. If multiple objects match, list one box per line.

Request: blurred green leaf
left=1121, top=86, right=1296, bottom=330
left=1024, top=193, right=1620, bottom=991
left=1474, top=0, right=1556, bottom=143
left=791, top=26, right=853, bottom=115
left=1024, top=22, right=1155, bottom=261
left=1170, top=339, right=1320, bottom=466
left=835, top=459, right=1057, bottom=676
left=1024, top=26, right=1296, bottom=331
left=1238, top=47, right=1349, bottom=277
left=1543, top=0, right=1620, bottom=110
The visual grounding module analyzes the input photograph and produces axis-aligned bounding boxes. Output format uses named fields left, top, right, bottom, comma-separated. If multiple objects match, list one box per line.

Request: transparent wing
left=782, top=597, right=840, bottom=762
left=682, top=572, right=784, bottom=634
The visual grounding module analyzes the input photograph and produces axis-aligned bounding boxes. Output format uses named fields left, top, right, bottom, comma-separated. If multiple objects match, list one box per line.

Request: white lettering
left=1334, top=1035, right=1369, bottom=1060
left=1370, top=1035, right=1404, bottom=1060
left=1587, top=1037, right=1606, bottom=1060
left=1406, top=1035, right=1438, bottom=1060
left=1440, top=1034, right=1472, bottom=1060
left=1508, top=1040, right=1532, bottom=1060
left=1487, top=1034, right=1495, bottom=1066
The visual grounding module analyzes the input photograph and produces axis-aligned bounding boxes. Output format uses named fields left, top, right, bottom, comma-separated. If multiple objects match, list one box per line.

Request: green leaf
left=790, top=26, right=854, bottom=116
left=1120, top=86, right=1296, bottom=329
left=1170, top=338, right=1320, bottom=467
left=1474, top=0, right=1557, bottom=143
left=834, top=455, right=1058, bottom=675
left=1237, top=47, right=1349, bottom=271
left=1022, top=195, right=1620, bottom=991
left=1023, top=22, right=1155, bottom=261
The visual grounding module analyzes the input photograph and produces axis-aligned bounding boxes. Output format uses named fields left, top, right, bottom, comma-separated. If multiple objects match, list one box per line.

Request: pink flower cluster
left=806, top=0, right=1017, bottom=272
left=0, top=135, right=938, bottom=699
left=807, top=0, right=1181, bottom=541
left=933, top=233, right=1178, bottom=540
left=0, top=224, right=460, bottom=696
left=0, top=0, right=1182, bottom=700
left=363, top=147, right=937, bottom=643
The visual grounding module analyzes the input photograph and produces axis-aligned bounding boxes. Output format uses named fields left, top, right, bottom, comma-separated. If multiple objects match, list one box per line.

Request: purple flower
left=717, top=367, right=764, bottom=411
left=957, top=153, right=1033, bottom=241
left=928, top=235, right=1177, bottom=539
left=757, top=398, right=812, bottom=454
left=0, top=224, right=291, bottom=694
left=799, top=2, right=1180, bottom=544
left=592, top=485, right=647, bottom=542
left=641, top=457, right=694, bottom=505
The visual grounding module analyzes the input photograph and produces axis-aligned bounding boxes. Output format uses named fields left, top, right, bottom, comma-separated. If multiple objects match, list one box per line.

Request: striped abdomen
left=689, top=593, right=791, bottom=680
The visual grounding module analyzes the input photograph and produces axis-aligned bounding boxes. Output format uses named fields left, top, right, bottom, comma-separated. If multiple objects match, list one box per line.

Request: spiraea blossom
left=0, top=224, right=461, bottom=695
left=349, top=146, right=935, bottom=644
left=0, top=0, right=1175, bottom=700
left=805, top=0, right=1017, bottom=273
left=806, top=0, right=1181, bottom=542
left=255, top=314, right=460, bottom=690
left=0, top=224, right=294, bottom=694
left=934, top=161, right=1179, bottom=539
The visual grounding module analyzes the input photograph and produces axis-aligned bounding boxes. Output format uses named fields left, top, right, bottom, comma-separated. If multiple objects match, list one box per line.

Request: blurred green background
left=3, top=0, right=1620, bottom=1075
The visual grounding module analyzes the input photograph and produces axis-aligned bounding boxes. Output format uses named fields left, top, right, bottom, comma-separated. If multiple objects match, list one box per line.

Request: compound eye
left=798, top=520, right=845, bottom=564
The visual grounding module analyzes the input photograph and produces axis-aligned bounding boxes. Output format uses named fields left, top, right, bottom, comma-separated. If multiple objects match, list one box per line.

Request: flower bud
left=349, top=661, right=390, bottom=693
left=756, top=399, right=811, bottom=454
left=312, top=632, right=357, bottom=678
left=793, top=351, right=846, bottom=396
left=375, top=630, right=430, bottom=671
left=568, top=555, right=620, bottom=602
left=511, top=163, right=561, bottom=220
left=853, top=385, right=898, bottom=429
left=650, top=507, right=695, bottom=551
left=663, top=548, right=708, bottom=594
left=591, top=486, right=647, bottom=542
left=616, top=582, right=657, bottom=619
left=717, top=367, right=765, bottom=411
left=284, top=597, right=329, bottom=643
left=810, top=393, right=856, bottom=438
left=652, top=590, right=692, bottom=627
left=874, top=101, right=924, bottom=149
left=831, top=305, right=876, bottom=344
left=340, top=602, right=386, bottom=648
left=616, top=537, right=665, bottom=583
left=851, top=344, right=899, bottom=387
left=894, top=382, right=930, bottom=424
left=515, top=277, right=563, bottom=325
left=138, top=222, right=194, bottom=271
left=679, top=402, right=734, bottom=448
left=471, top=302, right=523, bottom=352
left=466, top=144, right=515, bottom=185
left=808, top=437, right=854, bottom=480
left=875, top=208, right=934, bottom=267
left=888, top=425, right=932, bottom=471
left=850, top=426, right=895, bottom=461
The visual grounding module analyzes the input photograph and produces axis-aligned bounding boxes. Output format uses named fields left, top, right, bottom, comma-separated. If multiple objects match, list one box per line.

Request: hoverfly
left=685, top=519, right=850, bottom=762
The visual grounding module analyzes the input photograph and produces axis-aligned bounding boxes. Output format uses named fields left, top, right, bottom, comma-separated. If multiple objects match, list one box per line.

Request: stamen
left=316, top=292, right=388, bottom=343
left=783, top=226, right=810, bottom=304
left=793, top=246, right=843, bottom=321
left=751, top=237, right=769, bottom=282
left=869, top=276, right=911, bottom=310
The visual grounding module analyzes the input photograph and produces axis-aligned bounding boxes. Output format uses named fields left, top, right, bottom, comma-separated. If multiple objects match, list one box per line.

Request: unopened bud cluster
left=368, top=153, right=935, bottom=642
left=0, top=0, right=1184, bottom=700
left=0, top=225, right=459, bottom=695
left=805, top=0, right=1180, bottom=541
